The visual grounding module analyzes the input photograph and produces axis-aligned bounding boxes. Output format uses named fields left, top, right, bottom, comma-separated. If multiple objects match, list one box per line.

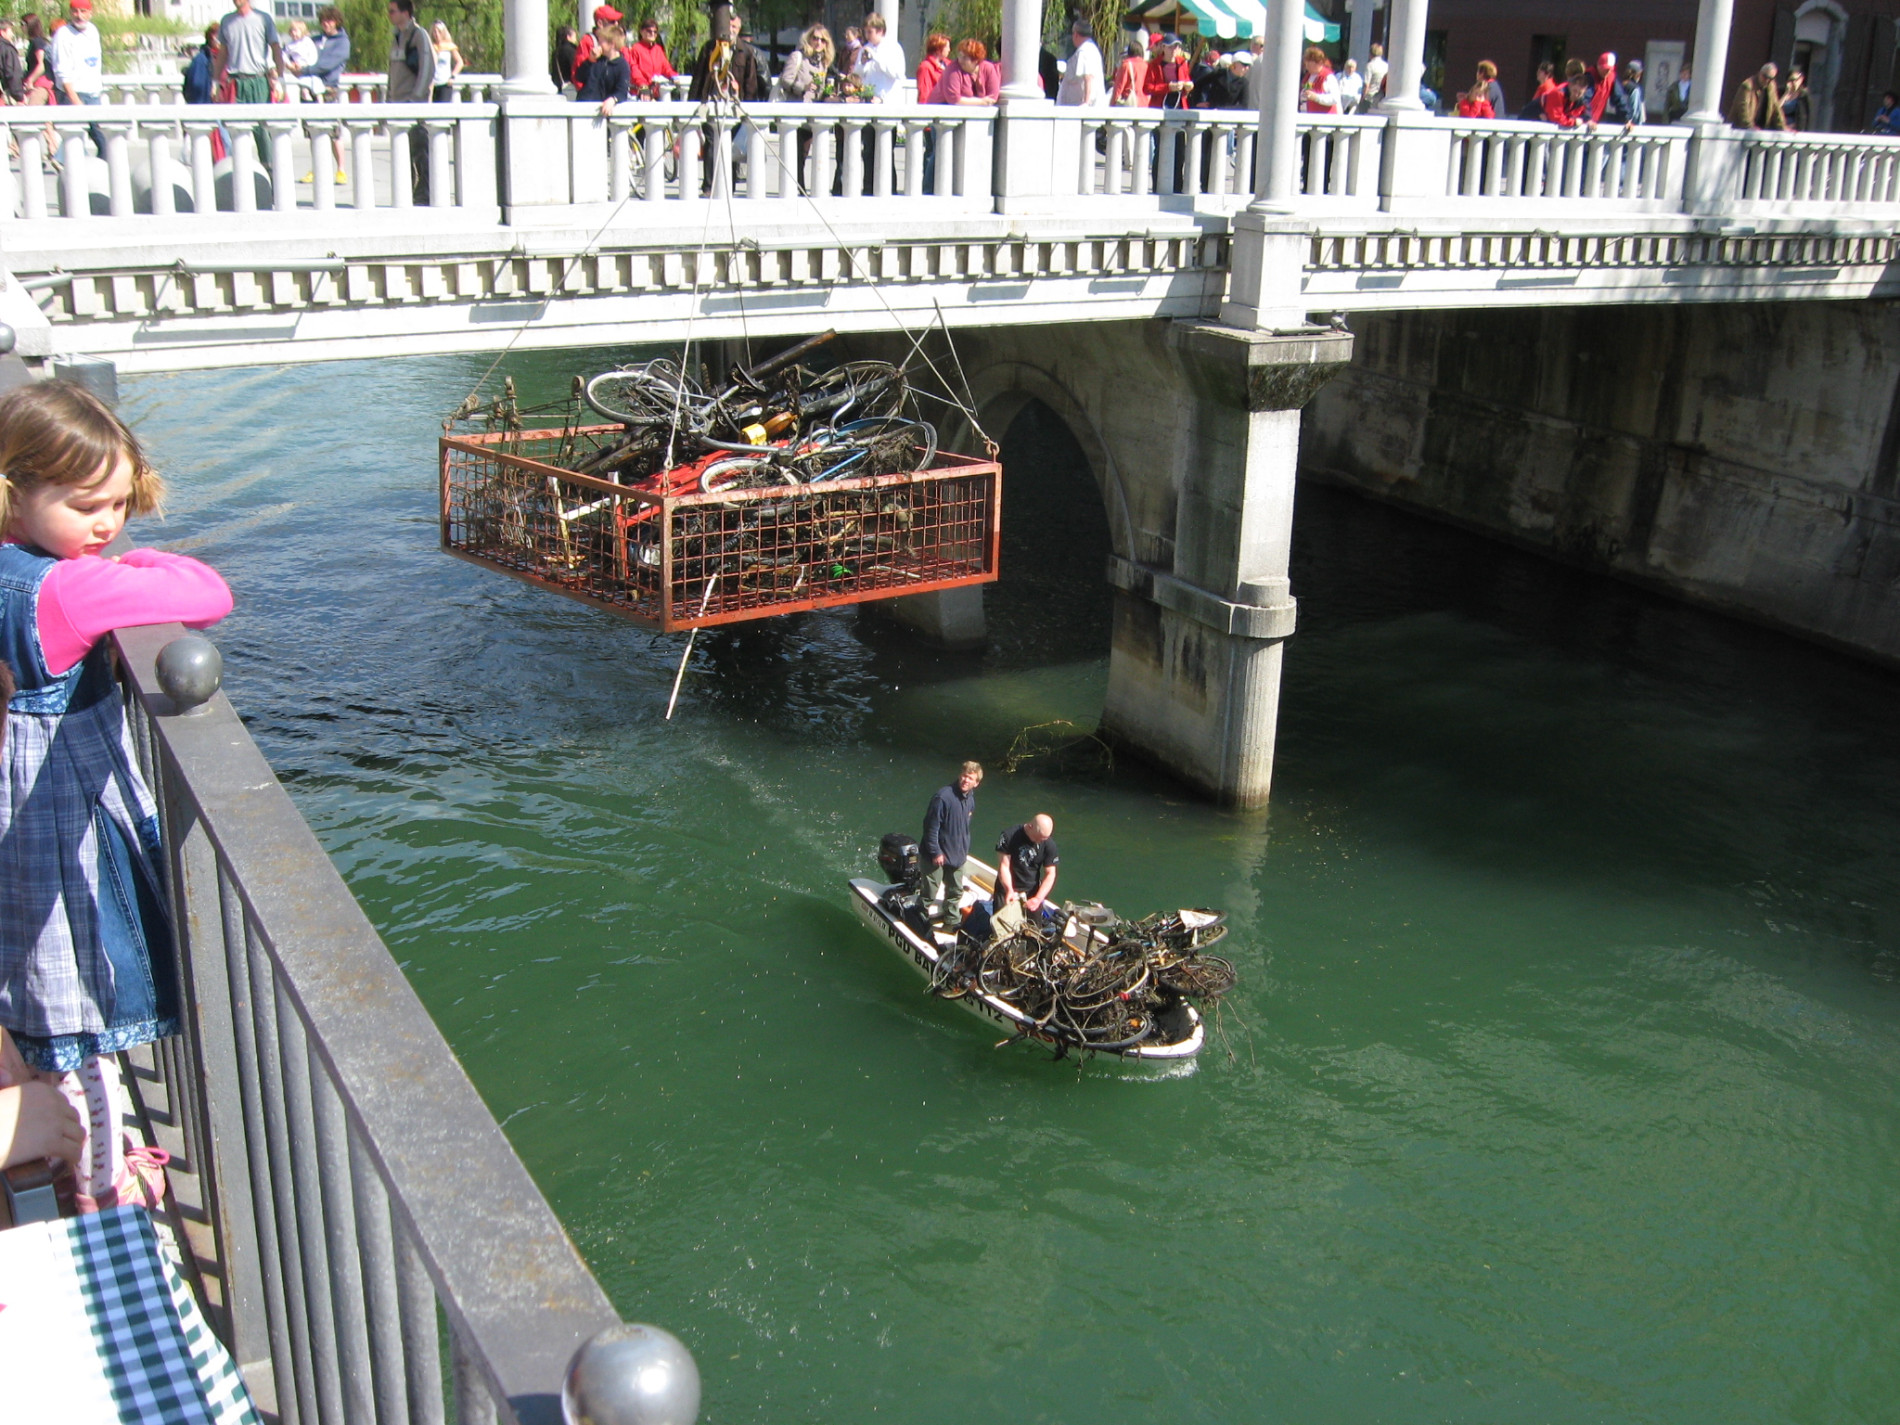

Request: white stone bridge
left=11, top=0, right=1886, bottom=809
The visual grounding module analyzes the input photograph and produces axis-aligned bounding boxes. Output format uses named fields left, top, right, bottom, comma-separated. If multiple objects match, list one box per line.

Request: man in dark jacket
left=921, top=761, right=982, bottom=919
left=688, top=4, right=763, bottom=102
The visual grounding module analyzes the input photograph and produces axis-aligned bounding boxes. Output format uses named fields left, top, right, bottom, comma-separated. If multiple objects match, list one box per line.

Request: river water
left=123, top=352, right=1900, bottom=1423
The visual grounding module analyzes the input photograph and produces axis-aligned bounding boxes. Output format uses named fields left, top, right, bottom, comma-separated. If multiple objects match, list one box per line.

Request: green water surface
left=121, top=351, right=1900, bottom=1423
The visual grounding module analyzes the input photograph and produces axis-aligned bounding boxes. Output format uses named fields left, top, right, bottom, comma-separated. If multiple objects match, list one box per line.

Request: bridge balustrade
left=1432, top=119, right=1691, bottom=210
left=568, top=101, right=994, bottom=208
left=96, top=72, right=504, bottom=105
left=1055, top=111, right=1384, bottom=212
left=0, top=102, right=498, bottom=220
left=1728, top=130, right=1900, bottom=212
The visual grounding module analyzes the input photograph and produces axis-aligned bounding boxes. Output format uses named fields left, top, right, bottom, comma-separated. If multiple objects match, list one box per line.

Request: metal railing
left=112, top=621, right=684, bottom=1425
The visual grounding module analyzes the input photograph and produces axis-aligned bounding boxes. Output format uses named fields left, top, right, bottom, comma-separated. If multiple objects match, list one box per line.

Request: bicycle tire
left=699, top=456, right=794, bottom=495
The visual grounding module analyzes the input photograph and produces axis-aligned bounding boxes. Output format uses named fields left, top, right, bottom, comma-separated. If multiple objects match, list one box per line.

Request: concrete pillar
left=1100, top=324, right=1353, bottom=808
left=1000, top=0, right=1042, bottom=100
left=1681, top=0, right=1735, bottom=125
left=578, top=0, right=599, bottom=34
left=876, top=0, right=899, bottom=46
left=1348, top=0, right=1378, bottom=78
left=503, top=0, right=555, bottom=95
left=1377, top=0, right=1428, bottom=112
left=1250, top=0, right=1307, bottom=206
left=870, top=585, right=986, bottom=647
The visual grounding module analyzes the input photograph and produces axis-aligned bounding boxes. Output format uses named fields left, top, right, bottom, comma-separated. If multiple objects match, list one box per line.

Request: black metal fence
left=112, top=622, right=642, bottom=1425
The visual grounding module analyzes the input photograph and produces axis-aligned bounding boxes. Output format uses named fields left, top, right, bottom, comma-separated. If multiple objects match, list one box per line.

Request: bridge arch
left=937, top=358, right=1139, bottom=562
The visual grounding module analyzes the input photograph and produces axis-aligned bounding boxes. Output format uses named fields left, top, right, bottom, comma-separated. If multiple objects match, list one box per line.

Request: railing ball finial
left=563, top=1323, right=700, bottom=1425
left=155, top=634, right=222, bottom=714
left=0, top=323, right=15, bottom=356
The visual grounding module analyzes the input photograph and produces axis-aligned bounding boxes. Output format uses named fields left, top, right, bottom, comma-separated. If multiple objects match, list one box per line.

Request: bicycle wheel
left=835, top=416, right=938, bottom=476
left=585, top=362, right=702, bottom=426
left=699, top=456, right=793, bottom=494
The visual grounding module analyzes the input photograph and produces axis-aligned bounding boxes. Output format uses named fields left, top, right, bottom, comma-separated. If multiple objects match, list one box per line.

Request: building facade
left=1404, top=0, right=1900, bottom=132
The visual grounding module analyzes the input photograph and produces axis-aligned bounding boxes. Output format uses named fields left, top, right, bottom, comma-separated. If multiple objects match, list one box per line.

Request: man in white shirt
left=49, top=0, right=103, bottom=154
left=1336, top=57, right=1364, bottom=111
left=1364, top=42, right=1387, bottom=103
left=853, top=11, right=905, bottom=101
left=1056, top=17, right=1104, bottom=106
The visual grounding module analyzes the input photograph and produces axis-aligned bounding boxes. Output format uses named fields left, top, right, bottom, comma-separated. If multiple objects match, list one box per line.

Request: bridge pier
left=1101, top=324, right=1352, bottom=808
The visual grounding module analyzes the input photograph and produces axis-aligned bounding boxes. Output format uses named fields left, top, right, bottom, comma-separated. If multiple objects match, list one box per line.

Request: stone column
left=1348, top=0, right=1378, bottom=78
left=1101, top=323, right=1353, bottom=808
left=1000, top=0, right=1042, bottom=100
left=1681, top=0, right=1735, bottom=125
left=503, top=0, right=554, bottom=95
left=1377, top=0, right=1428, bottom=112
left=1250, top=0, right=1307, bottom=206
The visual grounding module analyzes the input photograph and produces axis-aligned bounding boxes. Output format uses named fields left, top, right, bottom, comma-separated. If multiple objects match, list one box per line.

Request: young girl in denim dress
left=0, top=380, right=231, bottom=1206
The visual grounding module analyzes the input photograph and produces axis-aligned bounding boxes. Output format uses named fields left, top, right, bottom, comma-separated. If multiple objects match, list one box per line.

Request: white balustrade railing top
left=6, top=102, right=1900, bottom=227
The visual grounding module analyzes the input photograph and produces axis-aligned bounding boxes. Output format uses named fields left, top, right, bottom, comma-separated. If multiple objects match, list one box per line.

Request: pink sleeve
left=37, top=549, right=234, bottom=676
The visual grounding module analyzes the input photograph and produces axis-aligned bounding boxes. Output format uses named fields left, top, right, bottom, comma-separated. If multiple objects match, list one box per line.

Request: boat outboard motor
left=878, top=832, right=922, bottom=890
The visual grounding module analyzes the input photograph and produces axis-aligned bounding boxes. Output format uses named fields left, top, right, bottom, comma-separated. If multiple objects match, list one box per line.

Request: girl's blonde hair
left=0, top=380, right=162, bottom=535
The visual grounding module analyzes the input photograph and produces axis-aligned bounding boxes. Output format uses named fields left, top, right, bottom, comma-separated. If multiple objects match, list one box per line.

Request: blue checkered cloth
left=69, top=1206, right=261, bottom=1425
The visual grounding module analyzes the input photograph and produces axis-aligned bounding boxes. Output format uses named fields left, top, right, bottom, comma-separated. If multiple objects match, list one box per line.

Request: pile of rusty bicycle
left=439, top=333, right=1002, bottom=632
left=930, top=906, right=1238, bottom=1057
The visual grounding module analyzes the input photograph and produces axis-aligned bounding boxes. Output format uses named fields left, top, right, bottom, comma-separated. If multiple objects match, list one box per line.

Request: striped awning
left=1139, top=0, right=1342, bottom=43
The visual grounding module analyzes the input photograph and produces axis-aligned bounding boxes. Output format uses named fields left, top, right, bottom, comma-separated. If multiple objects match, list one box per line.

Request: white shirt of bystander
left=856, top=32, right=906, bottom=100
left=1057, top=36, right=1105, bottom=106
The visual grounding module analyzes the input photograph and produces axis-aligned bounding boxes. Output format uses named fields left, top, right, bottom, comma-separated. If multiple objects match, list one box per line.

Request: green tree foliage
left=928, top=0, right=1118, bottom=62
left=338, top=0, right=503, bottom=73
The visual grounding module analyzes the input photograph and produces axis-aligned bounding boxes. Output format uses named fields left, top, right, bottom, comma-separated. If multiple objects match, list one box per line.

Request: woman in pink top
left=929, top=37, right=1000, bottom=105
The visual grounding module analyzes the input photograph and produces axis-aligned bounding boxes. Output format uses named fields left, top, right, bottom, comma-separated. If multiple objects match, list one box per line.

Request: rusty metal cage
left=440, top=426, right=1001, bottom=631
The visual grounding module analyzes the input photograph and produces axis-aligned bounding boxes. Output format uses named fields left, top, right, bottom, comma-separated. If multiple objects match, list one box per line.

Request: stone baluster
left=710, top=115, right=733, bottom=197
left=745, top=120, right=766, bottom=198
left=841, top=116, right=865, bottom=196
left=931, top=119, right=955, bottom=197
left=643, top=120, right=669, bottom=201
left=17, top=129, right=47, bottom=219
left=341, top=120, right=377, bottom=208
left=100, top=120, right=134, bottom=216
left=267, top=119, right=299, bottom=212
left=903, top=118, right=927, bottom=196
left=184, top=122, right=218, bottom=213
left=427, top=119, right=454, bottom=207
left=678, top=124, right=701, bottom=194
left=388, top=124, right=412, bottom=208
left=311, top=119, right=338, bottom=210
left=777, top=115, right=799, bottom=200
left=231, top=128, right=261, bottom=213
left=608, top=119, right=631, bottom=202
left=871, top=115, right=894, bottom=197
left=145, top=122, right=176, bottom=215
left=59, top=126, right=89, bottom=218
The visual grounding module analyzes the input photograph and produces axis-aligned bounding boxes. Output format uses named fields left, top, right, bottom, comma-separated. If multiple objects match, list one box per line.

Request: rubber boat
left=847, top=854, right=1208, bottom=1065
